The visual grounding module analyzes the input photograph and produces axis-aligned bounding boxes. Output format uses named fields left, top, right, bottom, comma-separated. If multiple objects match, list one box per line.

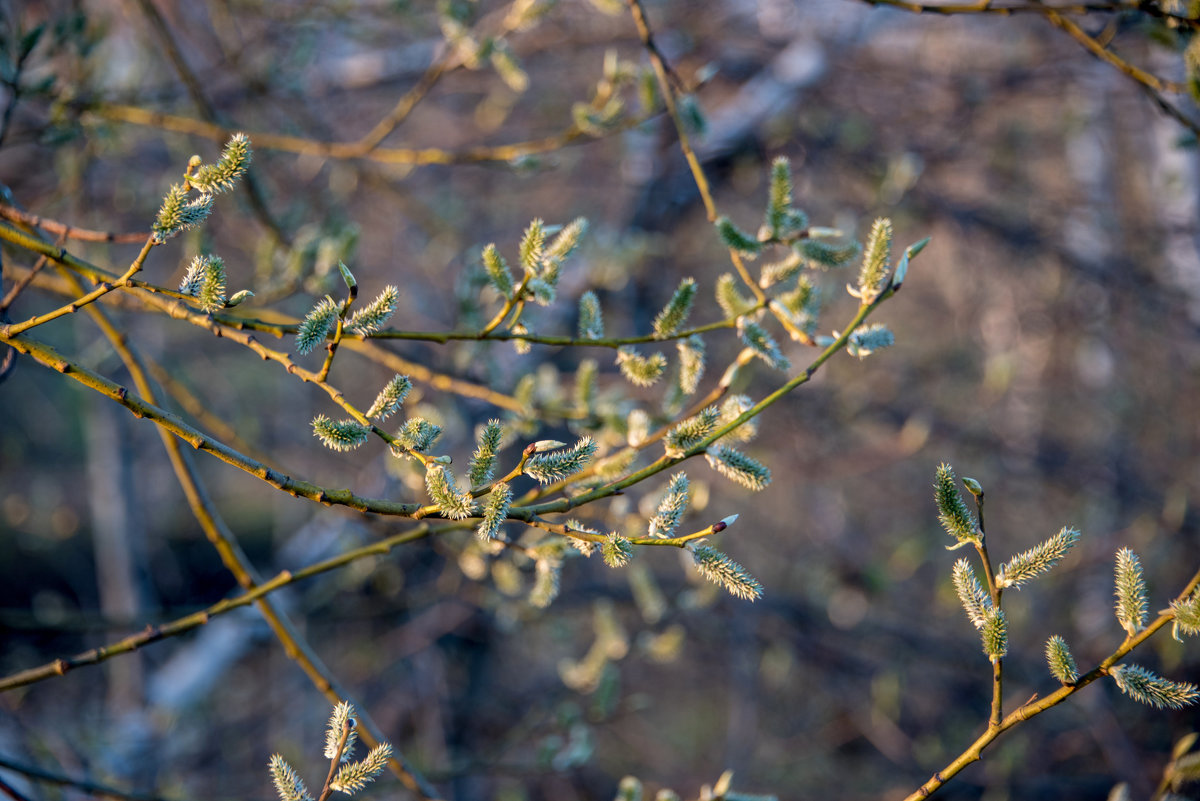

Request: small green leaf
left=652, top=277, right=696, bottom=338
left=715, top=216, right=761, bottom=256
left=312, top=415, right=370, bottom=452
left=296, top=296, right=340, bottom=355
left=691, top=544, right=762, bottom=601
left=190, top=132, right=252, bottom=195
left=705, top=445, right=770, bottom=491
left=227, top=289, right=255, bottom=307
left=616, top=346, right=667, bottom=387
left=1115, top=548, right=1148, bottom=636
left=524, top=436, right=597, bottom=483
left=1110, top=664, right=1199, bottom=709
left=366, top=374, right=412, bottom=420
left=346, top=285, right=399, bottom=335
left=933, top=464, right=978, bottom=546
left=602, top=534, right=633, bottom=567
left=579, top=291, right=605, bottom=339
left=1045, top=635, right=1079, bottom=685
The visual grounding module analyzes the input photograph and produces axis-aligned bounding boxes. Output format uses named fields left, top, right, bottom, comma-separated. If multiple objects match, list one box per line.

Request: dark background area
left=1, top=2, right=1198, bottom=800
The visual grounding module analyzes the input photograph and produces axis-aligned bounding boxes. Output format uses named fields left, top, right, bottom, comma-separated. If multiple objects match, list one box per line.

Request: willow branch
left=318, top=720, right=353, bottom=801
left=1, top=235, right=154, bottom=336
left=86, top=102, right=648, bottom=165
left=904, top=564, right=1200, bottom=800
left=627, top=0, right=768, bottom=309
left=318, top=286, right=356, bottom=383
left=130, top=0, right=290, bottom=248
left=142, top=354, right=267, bottom=460
left=856, top=1, right=1196, bottom=132
left=1, top=331, right=428, bottom=516
left=511, top=297, right=882, bottom=518
left=857, top=0, right=1200, bottom=27
left=0, top=775, right=35, bottom=801
left=1042, top=8, right=1184, bottom=93
left=0, top=755, right=180, bottom=801
left=0, top=223, right=530, bottom=414
left=0, top=251, right=52, bottom=313
left=512, top=347, right=759, bottom=506
left=0, top=520, right=453, bottom=692
left=59, top=267, right=439, bottom=797
left=0, top=202, right=150, bottom=243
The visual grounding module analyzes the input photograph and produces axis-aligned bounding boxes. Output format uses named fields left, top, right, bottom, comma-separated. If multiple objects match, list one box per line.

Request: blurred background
left=1, top=1, right=1198, bottom=800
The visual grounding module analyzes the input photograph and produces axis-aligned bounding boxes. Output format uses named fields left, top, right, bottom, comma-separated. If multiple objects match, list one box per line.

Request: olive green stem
left=511, top=298, right=881, bottom=519
left=904, top=564, right=1200, bottom=800
left=0, top=521, right=450, bottom=693
left=1, top=234, right=154, bottom=336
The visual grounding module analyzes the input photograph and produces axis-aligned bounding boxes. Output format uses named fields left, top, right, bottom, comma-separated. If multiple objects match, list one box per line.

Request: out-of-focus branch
left=0, top=520, right=448, bottom=692
left=86, top=101, right=648, bottom=165
left=0, top=755, right=179, bottom=801
left=63, top=261, right=440, bottom=799
left=0, top=203, right=150, bottom=243
left=856, top=0, right=1200, bottom=140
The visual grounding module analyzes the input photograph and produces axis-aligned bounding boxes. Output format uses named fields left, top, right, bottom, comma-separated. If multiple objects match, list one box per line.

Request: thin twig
left=903, top=563, right=1200, bottom=800
left=1, top=330, right=426, bottom=517
left=0, top=753, right=185, bottom=801
left=855, top=0, right=1200, bottom=139
left=318, top=719, right=353, bottom=801
left=0, top=520, right=453, bottom=692
left=58, top=265, right=440, bottom=798
left=858, top=0, right=1200, bottom=26
left=1042, top=8, right=1184, bottom=94
left=0, top=223, right=530, bottom=413
left=0, top=202, right=151, bottom=243
left=318, top=301, right=353, bottom=383
left=130, top=0, right=290, bottom=248
left=0, top=251, right=51, bottom=312
left=0, top=235, right=155, bottom=336
left=511, top=297, right=885, bottom=519
left=85, top=102, right=652, bottom=166
left=626, top=0, right=768, bottom=310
